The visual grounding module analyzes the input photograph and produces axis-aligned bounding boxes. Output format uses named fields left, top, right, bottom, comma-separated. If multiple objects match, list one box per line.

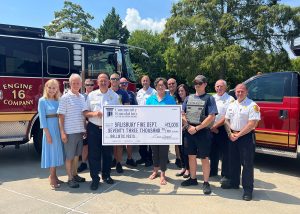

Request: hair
left=176, top=84, right=189, bottom=103
left=215, top=79, right=227, bottom=87
left=141, top=75, right=150, bottom=81
left=110, top=73, right=120, bottom=78
left=154, top=77, right=168, bottom=88
left=69, top=73, right=82, bottom=83
left=97, top=72, right=110, bottom=79
left=43, top=79, right=61, bottom=100
left=85, top=78, right=93, bottom=84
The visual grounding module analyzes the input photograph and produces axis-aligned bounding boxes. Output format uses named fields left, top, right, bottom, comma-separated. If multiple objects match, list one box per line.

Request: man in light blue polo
left=58, top=73, right=86, bottom=188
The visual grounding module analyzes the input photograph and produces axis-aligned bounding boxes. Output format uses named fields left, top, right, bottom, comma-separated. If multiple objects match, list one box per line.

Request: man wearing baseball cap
left=181, top=75, right=218, bottom=195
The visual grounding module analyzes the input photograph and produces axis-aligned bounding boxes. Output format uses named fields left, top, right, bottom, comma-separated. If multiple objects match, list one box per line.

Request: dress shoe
left=176, top=170, right=186, bottom=177
left=90, top=180, right=99, bottom=191
left=221, top=183, right=239, bottom=189
left=103, top=176, right=114, bottom=184
left=243, top=193, right=252, bottom=201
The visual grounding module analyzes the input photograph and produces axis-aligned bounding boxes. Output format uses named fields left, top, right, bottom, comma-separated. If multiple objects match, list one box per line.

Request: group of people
left=38, top=72, right=260, bottom=201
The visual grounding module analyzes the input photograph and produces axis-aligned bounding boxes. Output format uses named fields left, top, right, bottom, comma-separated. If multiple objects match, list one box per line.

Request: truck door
left=245, top=73, right=292, bottom=151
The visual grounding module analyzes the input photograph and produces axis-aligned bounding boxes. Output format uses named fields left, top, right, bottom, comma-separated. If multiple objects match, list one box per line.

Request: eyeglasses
left=120, top=82, right=128, bottom=86
left=85, top=84, right=94, bottom=87
left=194, top=82, right=203, bottom=86
left=110, top=78, right=120, bottom=81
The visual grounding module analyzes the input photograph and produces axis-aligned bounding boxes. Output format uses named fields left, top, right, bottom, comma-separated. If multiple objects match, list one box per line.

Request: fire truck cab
left=0, top=24, right=137, bottom=153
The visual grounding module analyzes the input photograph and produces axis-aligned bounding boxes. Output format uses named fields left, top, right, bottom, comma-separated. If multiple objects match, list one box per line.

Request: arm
left=231, top=120, right=258, bottom=141
left=210, top=117, right=225, bottom=133
left=38, top=99, right=52, bottom=144
left=188, top=114, right=215, bottom=135
left=83, top=110, right=102, bottom=118
left=58, top=114, right=67, bottom=144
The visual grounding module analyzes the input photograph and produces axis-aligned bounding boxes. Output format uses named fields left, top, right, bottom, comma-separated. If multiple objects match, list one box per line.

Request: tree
left=44, top=1, right=96, bottom=41
left=291, top=57, right=300, bottom=71
left=164, top=0, right=300, bottom=89
left=98, top=7, right=130, bottom=43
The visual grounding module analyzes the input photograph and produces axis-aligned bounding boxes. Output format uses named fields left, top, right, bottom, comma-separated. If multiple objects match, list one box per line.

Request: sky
left=1, top=0, right=299, bottom=56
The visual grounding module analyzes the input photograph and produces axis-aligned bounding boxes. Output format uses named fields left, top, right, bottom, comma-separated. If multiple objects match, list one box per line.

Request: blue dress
left=38, top=97, right=64, bottom=168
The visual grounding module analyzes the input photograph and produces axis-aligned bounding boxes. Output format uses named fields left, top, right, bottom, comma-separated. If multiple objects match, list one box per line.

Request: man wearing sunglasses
left=181, top=75, right=218, bottom=195
left=110, top=73, right=130, bottom=173
left=77, top=79, right=95, bottom=173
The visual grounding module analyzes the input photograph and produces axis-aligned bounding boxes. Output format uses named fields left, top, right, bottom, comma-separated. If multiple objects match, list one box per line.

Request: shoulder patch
left=230, top=99, right=234, bottom=103
left=253, top=105, right=260, bottom=113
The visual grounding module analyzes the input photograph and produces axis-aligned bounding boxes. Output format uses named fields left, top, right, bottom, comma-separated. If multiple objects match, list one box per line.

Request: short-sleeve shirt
left=127, top=90, right=138, bottom=105
left=146, top=94, right=176, bottom=105
left=115, top=88, right=130, bottom=104
left=136, top=87, right=157, bottom=105
left=57, top=91, right=85, bottom=134
left=213, top=92, right=235, bottom=123
left=182, top=93, right=218, bottom=116
left=83, top=88, right=120, bottom=126
left=225, top=97, right=261, bottom=131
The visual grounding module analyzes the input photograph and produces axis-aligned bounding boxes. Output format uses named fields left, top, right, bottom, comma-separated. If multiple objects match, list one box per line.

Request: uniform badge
left=253, top=105, right=260, bottom=112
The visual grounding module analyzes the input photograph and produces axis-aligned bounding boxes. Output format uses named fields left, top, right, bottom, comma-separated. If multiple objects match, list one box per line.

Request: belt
left=231, top=130, right=240, bottom=134
left=89, top=122, right=102, bottom=129
left=46, top=114, right=58, bottom=118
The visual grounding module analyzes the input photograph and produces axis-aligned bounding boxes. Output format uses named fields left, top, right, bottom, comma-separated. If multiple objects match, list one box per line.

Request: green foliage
left=163, top=0, right=300, bottom=89
left=44, top=1, right=96, bottom=41
left=97, top=7, right=130, bottom=43
left=291, top=57, right=300, bottom=72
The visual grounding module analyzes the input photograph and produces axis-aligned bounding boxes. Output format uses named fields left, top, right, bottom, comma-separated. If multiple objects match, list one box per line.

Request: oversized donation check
left=102, top=105, right=182, bottom=145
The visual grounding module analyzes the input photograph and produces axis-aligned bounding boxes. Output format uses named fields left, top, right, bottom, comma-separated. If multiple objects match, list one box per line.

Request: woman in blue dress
left=146, top=77, right=176, bottom=185
left=38, top=79, right=64, bottom=189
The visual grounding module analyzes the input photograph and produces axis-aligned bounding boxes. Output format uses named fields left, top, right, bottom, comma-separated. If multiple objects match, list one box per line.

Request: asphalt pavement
left=0, top=141, right=300, bottom=214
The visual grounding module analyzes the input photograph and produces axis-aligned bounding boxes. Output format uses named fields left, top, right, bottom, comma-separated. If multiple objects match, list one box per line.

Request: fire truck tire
left=33, top=128, right=43, bottom=154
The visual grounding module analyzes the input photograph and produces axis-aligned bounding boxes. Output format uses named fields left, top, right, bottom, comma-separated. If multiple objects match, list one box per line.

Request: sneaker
left=102, top=176, right=114, bottom=184
left=77, top=162, right=88, bottom=173
left=73, top=174, right=86, bottom=183
left=111, top=158, right=117, bottom=168
left=136, top=158, right=145, bottom=165
left=90, top=180, right=99, bottom=191
left=203, top=182, right=212, bottom=195
left=175, top=158, right=182, bottom=168
left=181, top=177, right=198, bottom=186
left=116, top=162, right=124, bottom=173
left=68, top=179, right=79, bottom=188
left=126, top=158, right=137, bottom=167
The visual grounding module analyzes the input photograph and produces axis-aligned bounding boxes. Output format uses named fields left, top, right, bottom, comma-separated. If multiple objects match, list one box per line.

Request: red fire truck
left=0, top=24, right=138, bottom=153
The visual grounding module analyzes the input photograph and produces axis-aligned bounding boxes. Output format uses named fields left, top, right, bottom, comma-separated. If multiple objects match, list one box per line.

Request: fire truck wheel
left=33, top=128, right=43, bottom=154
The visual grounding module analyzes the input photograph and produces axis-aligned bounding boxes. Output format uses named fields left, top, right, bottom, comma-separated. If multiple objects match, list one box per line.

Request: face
left=167, top=79, right=177, bottom=93
left=98, top=74, right=109, bottom=90
left=215, top=80, right=226, bottom=96
left=141, top=76, right=150, bottom=89
left=47, top=83, right=58, bottom=98
left=85, top=81, right=94, bottom=93
left=70, top=77, right=82, bottom=92
left=119, top=78, right=128, bottom=90
left=110, top=74, right=120, bottom=88
left=156, top=80, right=166, bottom=94
left=178, top=86, right=187, bottom=99
left=235, top=84, right=247, bottom=102
left=194, top=82, right=206, bottom=93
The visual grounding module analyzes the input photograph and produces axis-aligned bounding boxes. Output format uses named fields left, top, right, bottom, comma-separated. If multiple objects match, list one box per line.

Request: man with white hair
left=58, top=73, right=86, bottom=188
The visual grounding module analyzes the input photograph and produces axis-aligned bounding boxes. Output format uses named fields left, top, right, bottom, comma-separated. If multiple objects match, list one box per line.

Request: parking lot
left=0, top=141, right=300, bottom=214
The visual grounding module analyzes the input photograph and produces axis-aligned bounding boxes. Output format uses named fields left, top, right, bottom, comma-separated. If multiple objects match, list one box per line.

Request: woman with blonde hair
left=38, top=79, right=64, bottom=189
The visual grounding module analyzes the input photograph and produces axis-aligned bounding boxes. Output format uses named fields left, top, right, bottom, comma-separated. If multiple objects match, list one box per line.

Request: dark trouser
left=87, top=122, right=113, bottom=182
left=179, top=133, right=189, bottom=170
left=209, top=126, right=229, bottom=177
left=229, top=132, right=255, bottom=194
left=151, top=145, right=169, bottom=172
left=139, top=145, right=152, bottom=161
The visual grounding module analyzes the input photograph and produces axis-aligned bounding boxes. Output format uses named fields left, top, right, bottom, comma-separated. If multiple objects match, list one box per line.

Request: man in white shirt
left=58, top=73, right=86, bottom=188
left=83, top=72, right=120, bottom=191
left=210, top=79, right=234, bottom=182
left=136, top=75, right=156, bottom=166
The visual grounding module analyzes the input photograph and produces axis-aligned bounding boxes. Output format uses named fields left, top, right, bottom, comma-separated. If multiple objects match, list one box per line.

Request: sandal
left=160, top=177, right=167, bottom=185
left=50, top=182, right=60, bottom=190
left=176, top=169, right=186, bottom=177
left=149, top=172, right=158, bottom=180
left=56, top=178, right=64, bottom=184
